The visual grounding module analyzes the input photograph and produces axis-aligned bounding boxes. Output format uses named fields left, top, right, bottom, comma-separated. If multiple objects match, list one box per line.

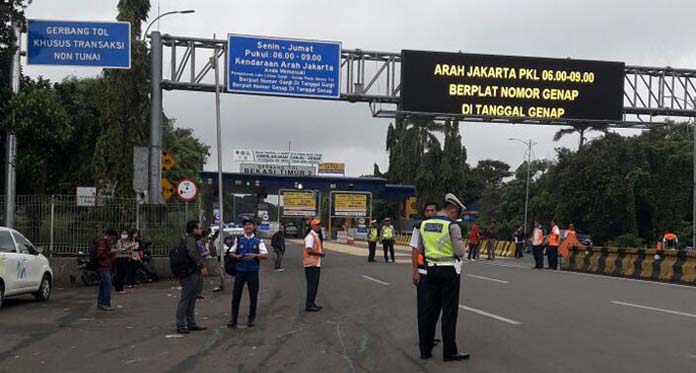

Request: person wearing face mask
left=114, top=229, right=136, bottom=294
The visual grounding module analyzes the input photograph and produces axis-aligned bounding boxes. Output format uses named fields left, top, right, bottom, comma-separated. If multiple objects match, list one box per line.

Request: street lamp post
left=144, top=10, right=195, bottom=38
left=508, top=138, right=536, bottom=245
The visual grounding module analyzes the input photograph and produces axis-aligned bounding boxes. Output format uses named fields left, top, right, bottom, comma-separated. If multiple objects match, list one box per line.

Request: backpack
left=87, top=240, right=99, bottom=270
left=169, top=239, right=194, bottom=278
left=224, top=246, right=237, bottom=276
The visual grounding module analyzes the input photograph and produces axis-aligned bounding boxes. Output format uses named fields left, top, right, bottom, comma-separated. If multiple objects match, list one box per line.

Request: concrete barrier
left=563, top=247, right=696, bottom=286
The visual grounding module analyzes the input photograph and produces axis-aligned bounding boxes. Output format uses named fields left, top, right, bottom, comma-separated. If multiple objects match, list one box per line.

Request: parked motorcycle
left=69, top=251, right=101, bottom=287
left=134, top=242, right=159, bottom=283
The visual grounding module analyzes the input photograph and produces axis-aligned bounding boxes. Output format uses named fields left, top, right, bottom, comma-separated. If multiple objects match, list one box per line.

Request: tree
left=553, top=122, right=609, bottom=149
left=93, top=0, right=151, bottom=196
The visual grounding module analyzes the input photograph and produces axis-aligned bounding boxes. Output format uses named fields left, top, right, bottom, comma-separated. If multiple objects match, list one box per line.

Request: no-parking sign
left=176, top=178, right=199, bottom=202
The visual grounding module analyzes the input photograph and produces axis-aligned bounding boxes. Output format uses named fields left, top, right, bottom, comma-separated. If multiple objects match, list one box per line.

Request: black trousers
left=126, top=259, right=138, bottom=285
left=515, top=242, right=524, bottom=258
left=547, top=246, right=559, bottom=270
left=416, top=273, right=430, bottom=356
left=114, top=258, right=129, bottom=292
left=231, top=271, right=260, bottom=324
left=532, top=245, right=544, bottom=268
left=176, top=271, right=201, bottom=328
left=423, top=265, right=460, bottom=359
left=467, top=244, right=479, bottom=260
left=368, top=241, right=377, bottom=261
left=305, top=266, right=321, bottom=308
left=383, top=240, right=395, bottom=262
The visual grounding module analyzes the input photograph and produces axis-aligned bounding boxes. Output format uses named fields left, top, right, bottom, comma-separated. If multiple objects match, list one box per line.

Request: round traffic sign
left=262, top=214, right=270, bottom=221
left=358, top=218, right=366, bottom=224
left=176, top=177, right=199, bottom=202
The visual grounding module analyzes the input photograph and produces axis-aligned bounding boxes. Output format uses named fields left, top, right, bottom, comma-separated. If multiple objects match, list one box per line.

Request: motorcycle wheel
left=81, top=271, right=100, bottom=287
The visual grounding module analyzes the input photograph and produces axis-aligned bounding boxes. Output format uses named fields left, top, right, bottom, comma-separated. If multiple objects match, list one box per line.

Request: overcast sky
left=22, top=0, right=696, bottom=177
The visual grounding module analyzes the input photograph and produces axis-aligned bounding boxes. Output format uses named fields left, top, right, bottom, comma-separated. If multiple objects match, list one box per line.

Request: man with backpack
left=172, top=220, right=208, bottom=334
left=95, top=229, right=117, bottom=311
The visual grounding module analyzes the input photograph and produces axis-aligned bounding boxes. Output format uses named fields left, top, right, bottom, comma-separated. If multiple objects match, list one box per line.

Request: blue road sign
left=227, top=34, right=341, bottom=99
left=27, top=19, right=131, bottom=68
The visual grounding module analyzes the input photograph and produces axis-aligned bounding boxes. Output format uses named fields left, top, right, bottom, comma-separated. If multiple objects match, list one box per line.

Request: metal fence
left=0, top=195, right=201, bottom=257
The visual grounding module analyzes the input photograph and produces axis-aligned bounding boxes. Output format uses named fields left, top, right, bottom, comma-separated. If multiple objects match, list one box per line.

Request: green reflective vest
left=419, top=217, right=455, bottom=261
left=382, top=225, right=394, bottom=240
left=368, top=228, right=379, bottom=242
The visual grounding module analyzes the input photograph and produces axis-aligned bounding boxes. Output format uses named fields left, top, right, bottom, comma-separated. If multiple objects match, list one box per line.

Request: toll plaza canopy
left=200, top=171, right=415, bottom=200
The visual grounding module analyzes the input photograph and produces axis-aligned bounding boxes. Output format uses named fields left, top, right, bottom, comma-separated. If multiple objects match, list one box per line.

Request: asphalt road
left=1, top=240, right=695, bottom=372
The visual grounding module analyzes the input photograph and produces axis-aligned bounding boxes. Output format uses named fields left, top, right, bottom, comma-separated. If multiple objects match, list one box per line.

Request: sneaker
left=212, top=287, right=224, bottom=292
left=279, top=268, right=285, bottom=272
left=196, top=295, right=205, bottom=300
left=227, top=321, right=238, bottom=328
left=471, top=258, right=476, bottom=262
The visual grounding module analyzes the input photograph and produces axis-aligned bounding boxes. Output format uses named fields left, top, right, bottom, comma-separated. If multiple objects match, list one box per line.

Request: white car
left=0, top=227, right=53, bottom=309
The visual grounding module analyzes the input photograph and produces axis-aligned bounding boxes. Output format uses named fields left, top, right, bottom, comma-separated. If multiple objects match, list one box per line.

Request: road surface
left=1, top=240, right=695, bottom=372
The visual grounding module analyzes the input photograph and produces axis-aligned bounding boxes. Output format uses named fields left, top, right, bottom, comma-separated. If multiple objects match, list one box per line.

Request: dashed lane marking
left=361, top=275, right=391, bottom=286
left=610, top=301, right=696, bottom=319
left=458, top=304, right=522, bottom=325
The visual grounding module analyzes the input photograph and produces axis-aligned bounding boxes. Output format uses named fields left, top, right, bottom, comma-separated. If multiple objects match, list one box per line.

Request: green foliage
left=611, top=233, right=644, bottom=249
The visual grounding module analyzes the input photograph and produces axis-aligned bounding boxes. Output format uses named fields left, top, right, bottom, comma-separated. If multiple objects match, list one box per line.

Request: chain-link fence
left=0, top=195, right=201, bottom=257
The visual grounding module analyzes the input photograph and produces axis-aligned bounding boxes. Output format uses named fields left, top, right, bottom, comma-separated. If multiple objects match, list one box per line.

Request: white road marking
left=473, top=260, right=696, bottom=290
left=467, top=274, right=509, bottom=284
left=611, top=301, right=696, bottom=319
left=458, top=305, right=522, bottom=325
left=361, top=275, right=390, bottom=286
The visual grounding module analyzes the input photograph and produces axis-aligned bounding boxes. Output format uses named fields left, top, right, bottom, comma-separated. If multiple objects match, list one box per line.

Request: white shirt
left=304, top=231, right=322, bottom=267
left=228, top=234, right=268, bottom=255
left=532, top=228, right=544, bottom=246
left=409, top=227, right=420, bottom=249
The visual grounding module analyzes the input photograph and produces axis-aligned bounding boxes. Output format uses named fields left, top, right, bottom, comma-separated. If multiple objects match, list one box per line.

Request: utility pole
left=523, top=139, right=532, bottom=243
left=5, top=20, right=20, bottom=228
left=148, top=31, right=163, bottom=204
left=213, top=46, right=226, bottom=282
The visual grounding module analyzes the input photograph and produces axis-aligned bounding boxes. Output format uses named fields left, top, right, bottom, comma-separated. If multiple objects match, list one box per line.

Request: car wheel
left=33, top=274, right=52, bottom=301
left=0, top=283, right=4, bottom=310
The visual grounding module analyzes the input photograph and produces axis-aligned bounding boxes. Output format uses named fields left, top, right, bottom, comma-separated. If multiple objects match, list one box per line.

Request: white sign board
left=233, top=149, right=323, bottom=165
left=76, top=187, right=97, bottom=207
left=240, top=163, right=315, bottom=176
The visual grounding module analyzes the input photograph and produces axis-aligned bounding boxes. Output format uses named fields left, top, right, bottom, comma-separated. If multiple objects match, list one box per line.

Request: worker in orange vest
left=547, top=219, right=561, bottom=270
left=662, top=229, right=679, bottom=251
left=532, top=221, right=545, bottom=269
left=559, top=223, right=582, bottom=258
left=304, top=218, right=325, bottom=312
left=409, top=201, right=440, bottom=356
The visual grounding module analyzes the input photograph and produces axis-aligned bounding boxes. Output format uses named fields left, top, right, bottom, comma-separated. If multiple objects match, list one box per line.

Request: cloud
left=22, top=0, right=696, bottom=177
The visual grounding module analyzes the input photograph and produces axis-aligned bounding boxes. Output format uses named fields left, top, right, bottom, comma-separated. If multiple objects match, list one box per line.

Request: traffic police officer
left=409, top=201, right=440, bottom=357
left=367, top=220, right=379, bottom=262
left=419, top=193, right=469, bottom=361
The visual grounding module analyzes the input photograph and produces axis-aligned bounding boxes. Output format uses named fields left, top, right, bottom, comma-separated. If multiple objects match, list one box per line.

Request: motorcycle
left=134, top=242, right=159, bottom=283
left=69, top=251, right=101, bottom=287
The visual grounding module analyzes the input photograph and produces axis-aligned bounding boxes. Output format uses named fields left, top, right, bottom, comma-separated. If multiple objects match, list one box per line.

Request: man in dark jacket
left=176, top=220, right=208, bottom=334
left=271, top=225, right=286, bottom=272
left=96, top=229, right=118, bottom=311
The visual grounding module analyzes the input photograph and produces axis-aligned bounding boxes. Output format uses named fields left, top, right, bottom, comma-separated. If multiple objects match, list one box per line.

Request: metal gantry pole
left=149, top=31, right=164, bottom=204
left=692, top=117, right=695, bottom=248
left=4, top=20, right=20, bottom=228
left=213, top=47, right=226, bottom=282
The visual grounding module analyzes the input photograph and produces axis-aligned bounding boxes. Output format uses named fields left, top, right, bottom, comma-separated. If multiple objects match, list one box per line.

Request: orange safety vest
left=663, top=233, right=678, bottom=249
left=549, top=226, right=560, bottom=246
left=303, top=230, right=322, bottom=267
